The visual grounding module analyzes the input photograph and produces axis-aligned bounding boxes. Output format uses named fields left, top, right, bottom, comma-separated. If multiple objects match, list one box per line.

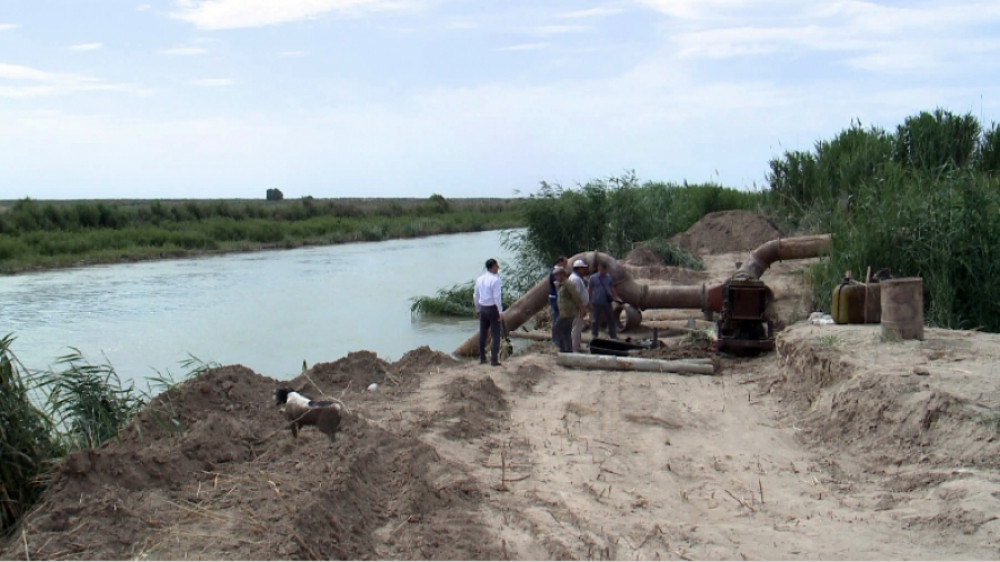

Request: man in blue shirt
left=589, top=260, right=623, bottom=340
left=548, top=256, right=567, bottom=344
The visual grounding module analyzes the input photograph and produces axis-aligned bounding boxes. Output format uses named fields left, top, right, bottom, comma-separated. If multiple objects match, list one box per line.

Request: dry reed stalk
left=724, top=488, right=757, bottom=512
left=21, top=527, right=29, bottom=562
left=161, top=499, right=229, bottom=522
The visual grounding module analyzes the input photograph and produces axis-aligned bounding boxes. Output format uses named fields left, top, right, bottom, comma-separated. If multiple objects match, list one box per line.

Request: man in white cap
left=568, top=258, right=590, bottom=352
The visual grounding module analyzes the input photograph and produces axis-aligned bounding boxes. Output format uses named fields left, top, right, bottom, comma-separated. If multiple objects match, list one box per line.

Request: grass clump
left=410, top=282, right=516, bottom=318
left=411, top=283, right=477, bottom=317
left=36, top=349, right=146, bottom=451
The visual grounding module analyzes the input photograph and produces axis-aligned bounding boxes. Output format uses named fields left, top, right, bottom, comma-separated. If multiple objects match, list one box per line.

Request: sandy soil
left=3, top=210, right=999, bottom=560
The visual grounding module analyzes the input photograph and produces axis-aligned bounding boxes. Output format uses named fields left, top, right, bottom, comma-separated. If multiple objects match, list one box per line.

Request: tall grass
left=813, top=166, right=1000, bottom=330
left=36, top=349, right=146, bottom=451
left=0, top=335, right=60, bottom=536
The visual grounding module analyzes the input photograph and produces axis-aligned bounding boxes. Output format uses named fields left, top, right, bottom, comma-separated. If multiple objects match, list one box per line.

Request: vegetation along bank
left=0, top=195, right=521, bottom=273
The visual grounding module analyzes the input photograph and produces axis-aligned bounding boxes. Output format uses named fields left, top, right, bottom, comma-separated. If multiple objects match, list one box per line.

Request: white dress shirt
left=473, top=271, right=503, bottom=313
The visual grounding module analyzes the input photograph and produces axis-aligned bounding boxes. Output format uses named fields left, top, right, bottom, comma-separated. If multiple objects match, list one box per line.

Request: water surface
left=0, top=230, right=514, bottom=385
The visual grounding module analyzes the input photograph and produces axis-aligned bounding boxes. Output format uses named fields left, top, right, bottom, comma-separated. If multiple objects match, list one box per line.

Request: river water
left=0, top=230, right=515, bottom=386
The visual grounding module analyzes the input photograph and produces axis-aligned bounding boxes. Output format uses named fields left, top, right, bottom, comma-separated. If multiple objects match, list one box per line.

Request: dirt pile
left=669, top=210, right=781, bottom=256
left=4, top=360, right=504, bottom=560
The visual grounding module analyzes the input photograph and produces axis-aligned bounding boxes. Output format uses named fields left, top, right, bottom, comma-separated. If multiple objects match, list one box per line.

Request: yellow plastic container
left=832, top=274, right=865, bottom=324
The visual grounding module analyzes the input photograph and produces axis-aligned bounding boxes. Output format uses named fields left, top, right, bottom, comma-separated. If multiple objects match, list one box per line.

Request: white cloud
left=560, top=7, right=623, bottom=19
left=497, top=42, right=549, bottom=52
left=637, top=0, right=766, bottom=20
left=0, top=63, right=154, bottom=98
left=651, top=0, right=1000, bottom=78
left=70, top=42, right=104, bottom=51
left=157, top=46, right=208, bottom=55
left=0, top=23, right=20, bottom=31
left=189, top=78, right=234, bottom=86
left=170, top=0, right=414, bottom=30
left=522, top=24, right=590, bottom=35
left=445, top=18, right=479, bottom=30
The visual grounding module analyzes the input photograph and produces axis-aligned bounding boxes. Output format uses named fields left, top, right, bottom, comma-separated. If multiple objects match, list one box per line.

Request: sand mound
left=393, top=345, right=459, bottom=378
left=298, top=350, right=393, bottom=393
left=440, top=376, right=509, bottom=440
left=622, top=245, right=662, bottom=266
left=669, top=210, right=781, bottom=256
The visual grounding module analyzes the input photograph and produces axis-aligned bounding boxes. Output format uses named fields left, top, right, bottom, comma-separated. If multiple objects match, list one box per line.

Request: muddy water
left=0, top=230, right=514, bottom=385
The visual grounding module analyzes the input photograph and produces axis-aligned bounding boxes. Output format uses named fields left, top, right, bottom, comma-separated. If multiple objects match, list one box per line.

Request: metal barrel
left=880, top=277, right=924, bottom=340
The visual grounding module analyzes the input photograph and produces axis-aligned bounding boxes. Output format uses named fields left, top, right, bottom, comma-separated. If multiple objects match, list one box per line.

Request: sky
left=2, top=1, right=998, bottom=200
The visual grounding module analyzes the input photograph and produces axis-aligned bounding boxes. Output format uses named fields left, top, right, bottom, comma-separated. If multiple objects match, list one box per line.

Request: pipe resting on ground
left=454, top=234, right=831, bottom=357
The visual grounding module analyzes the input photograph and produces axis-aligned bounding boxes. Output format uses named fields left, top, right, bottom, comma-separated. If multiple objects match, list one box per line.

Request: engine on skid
left=715, top=277, right=775, bottom=355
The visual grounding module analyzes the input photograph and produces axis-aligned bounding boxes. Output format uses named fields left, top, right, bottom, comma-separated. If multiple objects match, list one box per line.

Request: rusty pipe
left=737, top=234, right=831, bottom=280
left=453, top=234, right=832, bottom=356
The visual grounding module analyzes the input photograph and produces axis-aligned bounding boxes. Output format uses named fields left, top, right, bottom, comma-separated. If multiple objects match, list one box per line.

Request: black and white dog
left=274, top=387, right=343, bottom=441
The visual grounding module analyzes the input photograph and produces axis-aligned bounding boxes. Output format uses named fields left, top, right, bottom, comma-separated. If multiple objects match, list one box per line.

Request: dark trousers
left=548, top=295, right=559, bottom=343
left=554, top=316, right=575, bottom=353
left=478, top=305, right=501, bottom=363
left=591, top=302, right=617, bottom=339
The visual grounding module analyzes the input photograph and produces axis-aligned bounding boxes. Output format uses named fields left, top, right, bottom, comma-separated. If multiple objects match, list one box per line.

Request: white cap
left=552, top=266, right=566, bottom=274
left=572, top=259, right=587, bottom=269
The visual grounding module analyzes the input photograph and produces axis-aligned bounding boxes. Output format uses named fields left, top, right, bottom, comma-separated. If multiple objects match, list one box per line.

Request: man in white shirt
left=569, top=259, right=590, bottom=352
left=473, top=258, right=504, bottom=366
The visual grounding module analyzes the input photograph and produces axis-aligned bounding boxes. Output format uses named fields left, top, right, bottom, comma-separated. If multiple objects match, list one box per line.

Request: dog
left=274, top=387, right=343, bottom=441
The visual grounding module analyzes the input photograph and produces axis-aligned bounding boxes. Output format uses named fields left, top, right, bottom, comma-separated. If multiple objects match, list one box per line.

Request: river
left=0, top=230, right=516, bottom=387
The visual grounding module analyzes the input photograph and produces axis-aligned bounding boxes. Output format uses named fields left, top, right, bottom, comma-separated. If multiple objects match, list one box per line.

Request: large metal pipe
left=737, top=234, right=832, bottom=280
left=454, top=234, right=831, bottom=356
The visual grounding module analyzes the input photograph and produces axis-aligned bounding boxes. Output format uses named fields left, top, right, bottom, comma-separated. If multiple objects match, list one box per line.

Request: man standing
left=589, top=261, right=623, bottom=340
left=548, top=256, right=567, bottom=344
left=473, top=258, right=504, bottom=366
left=569, top=259, right=590, bottom=352
left=552, top=265, right=580, bottom=352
